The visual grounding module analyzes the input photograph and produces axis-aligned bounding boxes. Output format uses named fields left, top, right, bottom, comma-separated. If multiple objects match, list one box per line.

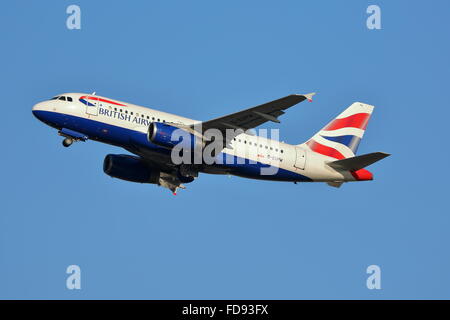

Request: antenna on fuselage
left=91, top=91, right=96, bottom=95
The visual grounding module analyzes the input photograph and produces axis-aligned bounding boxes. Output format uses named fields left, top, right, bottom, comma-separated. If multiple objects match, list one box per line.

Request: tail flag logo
left=306, top=103, right=374, bottom=159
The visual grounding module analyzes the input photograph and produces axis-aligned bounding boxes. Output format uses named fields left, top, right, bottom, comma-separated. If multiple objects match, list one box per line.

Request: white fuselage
left=32, top=93, right=358, bottom=184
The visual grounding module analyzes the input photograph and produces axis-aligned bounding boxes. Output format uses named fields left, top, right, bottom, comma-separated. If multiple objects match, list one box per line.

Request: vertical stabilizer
left=303, top=102, right=374, bottom=159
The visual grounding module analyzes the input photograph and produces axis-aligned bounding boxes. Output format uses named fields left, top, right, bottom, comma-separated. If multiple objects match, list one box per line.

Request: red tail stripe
left=306, top=140, right=345, bottom=160
left=324, top=113, right=371, bottom=131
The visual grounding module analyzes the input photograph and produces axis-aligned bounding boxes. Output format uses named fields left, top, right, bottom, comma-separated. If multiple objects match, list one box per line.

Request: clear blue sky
left=1, top=0, right=449, bottom=299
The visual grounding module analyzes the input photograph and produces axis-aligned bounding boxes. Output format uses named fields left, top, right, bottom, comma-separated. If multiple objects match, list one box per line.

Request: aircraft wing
left=194, top=93, right=315, bottom=139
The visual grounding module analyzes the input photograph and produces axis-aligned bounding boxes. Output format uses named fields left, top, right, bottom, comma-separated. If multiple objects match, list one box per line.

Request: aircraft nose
left=32, top=102, right=47, bottom=121
left=32, top=102, right=41, bottom=116
left=32, top=102, right=43, bottom=111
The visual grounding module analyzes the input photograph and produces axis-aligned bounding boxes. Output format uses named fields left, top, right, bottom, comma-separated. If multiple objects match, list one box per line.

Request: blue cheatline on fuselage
left=32, top=110, right=312, bottom=182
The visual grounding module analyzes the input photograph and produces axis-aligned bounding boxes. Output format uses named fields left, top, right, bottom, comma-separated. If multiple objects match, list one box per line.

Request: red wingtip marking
left=173, top=192, right=177, bottom=195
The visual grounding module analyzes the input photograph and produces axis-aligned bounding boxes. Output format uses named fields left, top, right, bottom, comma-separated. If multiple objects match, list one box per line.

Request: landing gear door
left=294, top=147, right=306, bottom=170
left=85, top=96, right=99, bottom=116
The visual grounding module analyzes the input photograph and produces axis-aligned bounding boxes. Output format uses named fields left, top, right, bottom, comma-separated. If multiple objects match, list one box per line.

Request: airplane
left=32, top=92, right=390, bottom=194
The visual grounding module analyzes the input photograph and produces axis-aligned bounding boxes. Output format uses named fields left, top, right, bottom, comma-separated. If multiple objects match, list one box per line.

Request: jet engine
left=103, top=154, right=195, bottom=193
left=103, top=154, right=159, bottom=183
left=148, top=122, right=203, bottom=150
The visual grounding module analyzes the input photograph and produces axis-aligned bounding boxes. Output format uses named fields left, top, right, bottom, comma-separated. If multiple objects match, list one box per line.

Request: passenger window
left=152, top=117, right=155, bottom=120
left=141, top=114, right=144, bottom=118
left=114, top=108, right=117, bottom=111
left=281, top=150, right=284, bottom=153
left=147, top=116, right=149, bottom=119
left=265, top=146, right=268, bottom=149
left=157, top=118, right=160, bottom=122
left=120, top=109, right=123, bottom=112
left=125, top=110, right=128, bottom=114
left=130, top=112, right=133, bottom=115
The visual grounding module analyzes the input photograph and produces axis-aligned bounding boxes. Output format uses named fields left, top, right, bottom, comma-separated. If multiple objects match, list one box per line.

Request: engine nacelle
left=103, top=154, right=159, bottom=183
left=148, top=122, right=203, bottom=150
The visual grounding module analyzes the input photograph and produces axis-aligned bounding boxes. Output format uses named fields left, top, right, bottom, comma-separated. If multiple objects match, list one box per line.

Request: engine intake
left=148, top=122, right=202, bottom=150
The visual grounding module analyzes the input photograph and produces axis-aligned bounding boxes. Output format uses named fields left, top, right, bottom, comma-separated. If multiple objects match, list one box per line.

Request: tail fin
left=303, top=102, right=374, bottom=159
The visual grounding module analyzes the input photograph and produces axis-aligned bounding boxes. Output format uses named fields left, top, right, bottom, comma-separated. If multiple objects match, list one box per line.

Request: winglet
left=304, top=92, right=316, bottom=102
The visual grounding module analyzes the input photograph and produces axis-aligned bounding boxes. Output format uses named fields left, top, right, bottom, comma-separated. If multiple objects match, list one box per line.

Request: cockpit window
left=50, top=95, right=72, bottom=101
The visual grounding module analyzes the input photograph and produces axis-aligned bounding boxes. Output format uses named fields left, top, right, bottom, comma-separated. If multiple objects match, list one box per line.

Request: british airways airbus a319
left=32, top=93, right=390, bottom=194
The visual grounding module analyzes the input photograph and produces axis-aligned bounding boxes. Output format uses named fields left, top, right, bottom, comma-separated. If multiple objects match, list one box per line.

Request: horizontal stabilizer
left=327, top=152, right=390, bottom=171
